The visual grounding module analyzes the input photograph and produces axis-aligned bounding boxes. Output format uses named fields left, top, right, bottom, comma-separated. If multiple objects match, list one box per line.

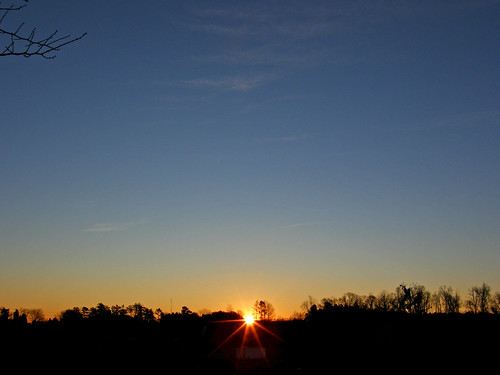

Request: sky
left=1, top=0, right=499, bottom=318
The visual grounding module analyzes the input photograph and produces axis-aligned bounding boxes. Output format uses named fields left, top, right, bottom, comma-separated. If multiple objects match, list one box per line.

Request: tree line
left=2, top=282, right=499, bottom=324
left=298, top=282, right=500, bottom=317
left=0, top=300, right=275, bottom=324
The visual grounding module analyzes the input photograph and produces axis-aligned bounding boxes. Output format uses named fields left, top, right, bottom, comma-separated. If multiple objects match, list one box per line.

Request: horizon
left=1, top=1, right=499, bottom=321
left=2, top=280, right=497, bottom=321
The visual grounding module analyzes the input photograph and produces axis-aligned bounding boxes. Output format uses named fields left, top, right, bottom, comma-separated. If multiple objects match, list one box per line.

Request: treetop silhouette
left=0, top=1, right=86, bottom=58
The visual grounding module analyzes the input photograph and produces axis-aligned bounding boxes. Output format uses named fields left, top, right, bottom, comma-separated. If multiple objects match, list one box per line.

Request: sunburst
left=244, top=315, right=254, bottom=325
left=209, top=314, right=284, bottom=369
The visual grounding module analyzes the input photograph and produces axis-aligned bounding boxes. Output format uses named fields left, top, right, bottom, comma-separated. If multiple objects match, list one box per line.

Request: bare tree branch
left=0, top=1, right=86, bottom=59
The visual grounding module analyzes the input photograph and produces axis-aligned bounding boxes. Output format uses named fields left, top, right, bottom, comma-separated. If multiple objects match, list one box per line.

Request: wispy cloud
left=281, top=222, right=319, bottom=229
left=280, top=134, right=312, bottom=142
left=180, top=74, right=273, bottom=92
left=184, top=2, right=364, bottom=39
left=83, top=223, right=124, bottom=233
left=257, top=133, right=313, bottom=143
left=195, top=43, right=331, bottom=67
left=389, top=109, right=500, bottom=132
left=175, top=2, right=485, bottom=70
left=71, top=201, right=96, bottom=210
left=83, top=219, right=145, bottom=233
left=170, top=2, right=368, bottom=69
left=433, top=110, right=500, bottom=129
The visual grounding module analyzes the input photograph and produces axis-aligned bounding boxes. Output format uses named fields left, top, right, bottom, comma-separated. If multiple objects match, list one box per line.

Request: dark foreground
left=3, top=312, right=498, bottom=373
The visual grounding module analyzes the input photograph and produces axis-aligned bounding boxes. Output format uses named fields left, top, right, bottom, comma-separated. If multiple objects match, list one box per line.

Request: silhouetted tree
left=202, top=310, right=243, bottom=321
left=320, top=298, right=334, bottom=311
left=0, top=307, right=9, bottom=320
left=395, top=284, right=409, bottom=312
left=253, top=300, right=276, bottom=320
left=490, top=292, right=500, bottom=314
left=154, top=308, right=163, bottom=321
left=395, top=283, right=430, bottom=314
left=89, top=303, right=111, bottom=319
left=111, top=304, right=127, bottom=317
left=142, top=307, right=155, bottom=322
left=81, top=306, right=90, bottom=319
left=300, top=296, right=317, bottom=318
left=375, top=290, right=394, bottom=312
left=438, top=286, right=461, bottom=314
left=308, top=304, right=318, bottom=317
left=466, top=283, right=491, bottom=314
left=364, top=294, right=377, bottom=310
left=60, top=307, right=83, bottom=321
left=14, top=310, right=27, bottom=324
left=431, top=291, right=443, bottom=313
left=20, top=308, right=45, bottom=322
left=0, top=0, right=86, bottom=58
left=181, top=306, right=193, bottom=315
left=338, top=292, right=362, bottom=308
left=127, top=303, right=148, bottom=320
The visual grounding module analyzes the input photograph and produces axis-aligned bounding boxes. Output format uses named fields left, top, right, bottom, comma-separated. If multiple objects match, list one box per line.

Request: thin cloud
left=280, top=134, right=312, bottom=142
left=257, top=133, right=313, bottom=143
left=281, top=222, right=319, bottom=229
left=184, top=2, right=362, bottom=39
left=172, top=1, right=496, bottom=72
left=71, top=201, right=96, bottom=209
left=83, top=223, right=124, bottom=233
left=196, top=43, right=330, bottom=67
left=388, top=109, right=500, bottom=132
left=182, top=22, right=257, bottom=38
left=83, top=219, right=145, bottom=233
left=434, top=110, right=500, bottom=129
left=180, top=74, right=273, bottom=92
left=238, top=93, right=312, bottom=114
left=167, top=3, right=355, bottom=71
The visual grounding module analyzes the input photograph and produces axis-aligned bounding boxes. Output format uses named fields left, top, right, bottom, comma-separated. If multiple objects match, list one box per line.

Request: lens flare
left=208, top=310, right=284, bottom=371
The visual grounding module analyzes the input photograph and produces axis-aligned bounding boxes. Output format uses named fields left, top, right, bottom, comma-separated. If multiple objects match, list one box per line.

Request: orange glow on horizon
left=244, top=315, right=254, bottom=325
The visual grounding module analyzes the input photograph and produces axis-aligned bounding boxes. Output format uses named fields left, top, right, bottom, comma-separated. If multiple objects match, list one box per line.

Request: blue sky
left=1, top=0, right=499, bottom=317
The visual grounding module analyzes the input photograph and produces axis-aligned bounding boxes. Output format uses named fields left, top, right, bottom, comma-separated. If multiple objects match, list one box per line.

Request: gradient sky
left=1, top=0, right=499, bottom=318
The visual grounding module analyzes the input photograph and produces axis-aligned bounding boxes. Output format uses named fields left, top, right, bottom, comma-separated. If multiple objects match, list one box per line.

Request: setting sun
left=244, top=315, right=255, bottom=325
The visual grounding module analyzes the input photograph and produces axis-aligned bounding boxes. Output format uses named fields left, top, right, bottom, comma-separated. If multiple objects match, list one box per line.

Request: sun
left=244, top=315, right=255, bottom=325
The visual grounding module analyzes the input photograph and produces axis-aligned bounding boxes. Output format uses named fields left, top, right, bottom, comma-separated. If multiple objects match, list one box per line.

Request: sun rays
left=209, top=314, right=285, bottom=370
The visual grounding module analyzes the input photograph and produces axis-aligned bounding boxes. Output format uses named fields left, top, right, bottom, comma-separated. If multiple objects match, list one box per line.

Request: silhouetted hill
left=2, top=310, right=499, bottom=373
